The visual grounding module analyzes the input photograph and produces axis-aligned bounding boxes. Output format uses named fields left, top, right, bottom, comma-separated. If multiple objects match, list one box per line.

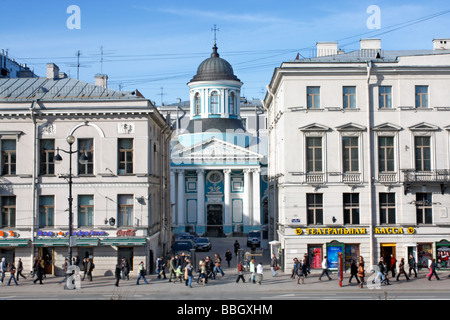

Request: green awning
left=100, top=237, right=147, bottom=246
left=0, top=239, right=31, bottom=247
left=76, top=238, right=100, bottom=247
left=34, top=238, right=69, bottom=247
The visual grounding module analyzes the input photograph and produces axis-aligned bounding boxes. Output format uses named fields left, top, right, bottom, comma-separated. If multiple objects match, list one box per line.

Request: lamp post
left=54, top=135, right=88, bottom=266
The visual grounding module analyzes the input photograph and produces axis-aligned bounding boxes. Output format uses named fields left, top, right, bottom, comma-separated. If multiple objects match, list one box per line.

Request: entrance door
left=207, top=204, right=223, bottom=237
left=118, top=247, right=134, bottom=271
left=381, top=243, right=396, bottom=270
left=39, top=247, right=54, bottom=275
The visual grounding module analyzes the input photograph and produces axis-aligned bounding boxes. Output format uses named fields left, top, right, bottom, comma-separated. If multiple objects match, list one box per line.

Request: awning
left=34, top=238, right=68, bottom=247
left=76, top=238, right=100, bottom=247
left=100, top=237, right=147, bottom=246
left=0, top=239, right=31, bottom=247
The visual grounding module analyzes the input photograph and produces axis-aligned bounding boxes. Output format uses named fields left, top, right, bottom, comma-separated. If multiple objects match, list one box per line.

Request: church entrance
left=206, top=204, right=224, bottom=237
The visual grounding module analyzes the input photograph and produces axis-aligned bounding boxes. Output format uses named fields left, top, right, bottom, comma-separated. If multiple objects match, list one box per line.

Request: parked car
left=247, top=230, right=261, bottom=247
left=177, top=233, right=197, bottom=242
left=172, top=240, right=195, bottom=257
left=194, top=237, right=212, bottom=251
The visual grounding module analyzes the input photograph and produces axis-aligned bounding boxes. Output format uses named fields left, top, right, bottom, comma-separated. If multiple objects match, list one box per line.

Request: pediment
left=298, top=123, right=330, bottom=132
left=336, top=122, right=367, bottom=132
left=372, top=122, right=402, bottom=132
left=408, top=122, right=440, bottom=131
left=172, top=138, right=263, bottom=161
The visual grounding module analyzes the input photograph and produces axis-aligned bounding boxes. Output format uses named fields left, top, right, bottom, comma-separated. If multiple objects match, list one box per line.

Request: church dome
left=189, top=44, right=240, bottom=82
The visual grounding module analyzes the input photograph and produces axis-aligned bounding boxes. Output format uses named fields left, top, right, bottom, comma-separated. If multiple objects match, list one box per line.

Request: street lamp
left=54, top=135, right=89, bottom=266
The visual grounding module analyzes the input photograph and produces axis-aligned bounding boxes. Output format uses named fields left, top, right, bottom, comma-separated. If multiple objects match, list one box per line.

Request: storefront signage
left=295, top=227, right=416, bottom=235
left=36, top=230, right=106, bottom=237
left=0, top=230, right=15, bottom=237
left=116, top=229, right=136, bottom=236
left=374, top=227, right=415, bottom=234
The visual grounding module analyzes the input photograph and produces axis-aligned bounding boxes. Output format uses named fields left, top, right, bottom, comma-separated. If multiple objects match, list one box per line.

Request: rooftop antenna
left=100, top=45, right=104, bottom=74
left=76, top=50, right=81, bottom=80
left=159, top=87, right=165, bottom=106
left=211, top=24, right=220, bottom=45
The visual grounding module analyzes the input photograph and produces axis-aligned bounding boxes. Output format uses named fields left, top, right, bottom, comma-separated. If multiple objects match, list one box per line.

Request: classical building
left=158, top=44, right=269, bottom=242
left=0, top=63, right=172, bottom=276
left=263, top=38, right=450, bottom=272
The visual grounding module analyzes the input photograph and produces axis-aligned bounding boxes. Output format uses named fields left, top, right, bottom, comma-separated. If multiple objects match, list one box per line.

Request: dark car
left=172, top=240, right=195, bottom=257
left=177, top=233, right=197, bottom=242
left=194, top=237, right=212, bottom=252
left=247, top=231, right=261, bottom=247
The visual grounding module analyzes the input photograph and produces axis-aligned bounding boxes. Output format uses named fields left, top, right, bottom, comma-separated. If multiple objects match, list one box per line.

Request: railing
left=342, top=173, right=361, bottom=183
left=378, top=173, right=397, bottom=183
left=305, top=173, right=324, bottom=184
left=403, top=169, right=450, bottom=184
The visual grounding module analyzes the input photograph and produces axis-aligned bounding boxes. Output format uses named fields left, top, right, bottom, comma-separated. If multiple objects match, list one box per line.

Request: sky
left=1, top=0, right=450, bottom=105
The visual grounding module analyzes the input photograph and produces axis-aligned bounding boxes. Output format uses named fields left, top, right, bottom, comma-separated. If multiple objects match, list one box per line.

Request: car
left=194, top=237, right=212, bottom=251
left=247, top=230, right=261, bottom=247
left=172, top=240, right=195, bottom=257
left=176, top=233, right=197, bottom=242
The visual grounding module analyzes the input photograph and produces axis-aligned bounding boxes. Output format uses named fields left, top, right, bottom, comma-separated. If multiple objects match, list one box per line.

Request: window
left=379, top=86, right=392, bottom=108
left=210, top=91, right=219, bottom=114
left=118, top=138, right=133, bottom=174
left=307, top=86, right=320, bottom=109
left=0, top=196, right=15, bottom=228
left=343, top=193, right=359, bottom=224
left=118, top=195, right=133, bottom=227
left=1, top=140, right=16, bottom=176
left=78, top=139, right=93, bottom=175
left=414, top=136, right=431, bottom=171
left=378, top=137, right=395, bottom=172
left=40, top=139, right=55, bottom=175
left=343, top=86, right=356, bottom=109
left=416, top=193, right=432, bottom=224
left=306, top=137, right=322, bottom=172
left=229, top=92, right=236, bottom=114
left=78, top=195, right=94, bottom=227
left=415, top=86, right=428, bottom=108
left=342, top=137, right=359, bottom=172
left=39, top=196, right=54, bottom=228
left=307, top=193, right=323, bottom=225
left=379, top=193, right=395, bottom=225
left=194, top=93, right=201, bottom=115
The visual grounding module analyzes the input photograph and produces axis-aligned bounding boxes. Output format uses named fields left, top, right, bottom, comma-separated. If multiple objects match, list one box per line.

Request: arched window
left=210, top=91, right=219, bottom=114
left=229, top=92, right=235, bottom=114
left=194, top=93, right=201, bottom=115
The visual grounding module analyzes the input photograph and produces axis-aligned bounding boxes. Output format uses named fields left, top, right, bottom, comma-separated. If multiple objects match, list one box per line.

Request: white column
left=243, top=168, right=252, bottom=227
left=170, top=170, right=176, bottom=224
left=196, top=169, right=205, bottom=227
left=177, top=169, right=185, bottom=227
left=252, top=168, right=261, bottom=226
left=224, top=169, right=232, bottom=229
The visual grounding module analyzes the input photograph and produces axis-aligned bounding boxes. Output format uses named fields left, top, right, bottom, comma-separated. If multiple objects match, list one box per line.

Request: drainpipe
left=366, top=61, right=375, bottom=267
left=29, top=100, right=38, bottom=272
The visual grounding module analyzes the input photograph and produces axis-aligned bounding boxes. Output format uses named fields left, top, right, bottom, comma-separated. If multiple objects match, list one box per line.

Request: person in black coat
left=225, top=249, right=232, bottom=268
left=114, top=264, right=121, bottom=287
left=348, top=260, right=360, bottom=284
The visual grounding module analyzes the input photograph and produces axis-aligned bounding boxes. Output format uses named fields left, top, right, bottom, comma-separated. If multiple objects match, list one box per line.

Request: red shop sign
left=116, top=229, right=136, bottom=236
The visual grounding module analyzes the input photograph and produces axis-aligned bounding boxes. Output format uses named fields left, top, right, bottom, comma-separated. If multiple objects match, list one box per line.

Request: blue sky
left=1, top=0, right=449, bottom=104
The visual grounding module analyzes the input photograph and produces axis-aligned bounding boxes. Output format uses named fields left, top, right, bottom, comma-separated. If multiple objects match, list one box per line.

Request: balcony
left=403, top=169, right=450, bottom=194
left=342, top=173, right=361, bottom=183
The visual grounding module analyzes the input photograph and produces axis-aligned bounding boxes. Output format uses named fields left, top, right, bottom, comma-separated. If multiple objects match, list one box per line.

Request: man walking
left=136, top=261, right=149, bottom=285
left=319, top=256, right=332, bottom=281
left=408, top=254, right=417, bottom=278
left=270, top=254, right=278, bottom=277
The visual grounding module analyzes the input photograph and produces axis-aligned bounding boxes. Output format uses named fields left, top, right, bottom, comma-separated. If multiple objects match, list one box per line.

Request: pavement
left=0, top=237, right=448, bottom=300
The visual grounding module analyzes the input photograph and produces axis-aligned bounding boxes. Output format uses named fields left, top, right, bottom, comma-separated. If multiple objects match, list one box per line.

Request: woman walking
left=236, top=261, right=246, bottom=283
left=185, top=259, right=194, bottom=288
left=136, top=261, right=149, bottom=285
left=7, top=262, right=18, bottom=286
left=256, top=262, right=264, bottom=285
left=213, top=253, right=225, bottom=277
left=396, top=258, right=410, bottom=281
left=358, top=256, right=365, bottom=288
left=200, top=261, right=207, bottom=286
left=33, top=257, right=44, bottom=285
left=297, top=258, right=307, bottom=285
left=114, top=263, right=121, bottom=287
left=249, top=259, right=256, bottom=283
left=427, top=259, right=440, bottom=281
left=16, top=258, right=26, bottom=282
left=271, top=254, right=278, bottom=277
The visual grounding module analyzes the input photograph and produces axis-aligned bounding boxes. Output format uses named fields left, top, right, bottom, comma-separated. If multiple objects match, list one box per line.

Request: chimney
left=433, top=39, right=450, bottom=50
left=46, top=63, right=60, bottom=79
left=95, top=74, right=108, bottom=88
left=316, top=42, right=338, bottom=57
left=360, top=39, right=381, bottom=58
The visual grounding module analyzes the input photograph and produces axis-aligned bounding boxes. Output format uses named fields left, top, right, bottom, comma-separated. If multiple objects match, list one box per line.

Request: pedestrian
left=234, top=240, right=240, bottom=257
left=236, top=261, right=246, bottom=283
left=185, top=259, right=194, bottom=288
left=357, top=257, right=365, bottom=288
left=408, top=254, right=417, bottom=278
left=291, top=258, right=299, bottom=279
left=256, top=262, right=264, bottom=285
left=348, top=260, right=360, bottom=284
left=156, top=256, right=166, bottom=279
left=174, top=265, right=184, bottom=283
left=83, top=257, right=94, bottom=281
left=381, top=257, right=390, bottom=284
left=297, top=258, right=306, bottom=285
left=168, top=256, right=177, bottom=282
left=0, top=257, right=7, bottom=283
left=7, top=262, right=18, bottom=286
left=30, top=257, right=38, bottom=279
left=59, top=258, right=69, bottom=284
left=249, top=259, right=256, bottom=283
left=200, top=261, right=207, bottom=286
left=114, top=263, right=121, bottom=287
left=374, top=257, right=389, bottom=285
left=303, top=253, right=311, bottom=276
left=271, top=254, right=278, bottom=277
left=390, top=254, right=397, bottom=277
left=213, top=253, right=225, bottom=277
left=16, top=258, right=26, bottom=282
left=33, top=257, right=44, bottom=285
left=427, top=259, right=440, bottom=281
left=136, top=261, right=149, bottom=285
left=396, top=258, right=409, bottom=281
left=81, top=258, right=87, bottom=281
left=319, top=256, right=332, bottom=281
left=205, top=256, right=215, bottom=279
left=121, top=258, right=130, bottom=280
left=225, top=249, right=232, bottom=268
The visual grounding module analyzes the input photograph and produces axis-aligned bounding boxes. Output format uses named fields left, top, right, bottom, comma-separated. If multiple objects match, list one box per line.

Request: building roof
left=189, top=44, right=241, bottom=83
left=0, top=76, right=144, bottom=102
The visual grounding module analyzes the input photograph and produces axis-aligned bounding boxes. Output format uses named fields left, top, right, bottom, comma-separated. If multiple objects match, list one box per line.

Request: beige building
left=0, top=63, right=172, bottom=276
left=263, top=38, right=450, bottom=273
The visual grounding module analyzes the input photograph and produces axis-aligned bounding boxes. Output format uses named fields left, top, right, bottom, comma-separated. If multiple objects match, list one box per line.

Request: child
left=174, top=265, right=183, bottom=283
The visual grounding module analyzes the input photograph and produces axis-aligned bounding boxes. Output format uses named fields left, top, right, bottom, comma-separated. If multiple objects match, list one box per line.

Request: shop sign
left=36, top=230, right=106, bottom=237
left=116, top=229, right=136, bottom=236
left=374, top=227, right=415, bottom=235
left=304, top=227, right=367, bottom=235
left=0, top=230, right=15, bottom=237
